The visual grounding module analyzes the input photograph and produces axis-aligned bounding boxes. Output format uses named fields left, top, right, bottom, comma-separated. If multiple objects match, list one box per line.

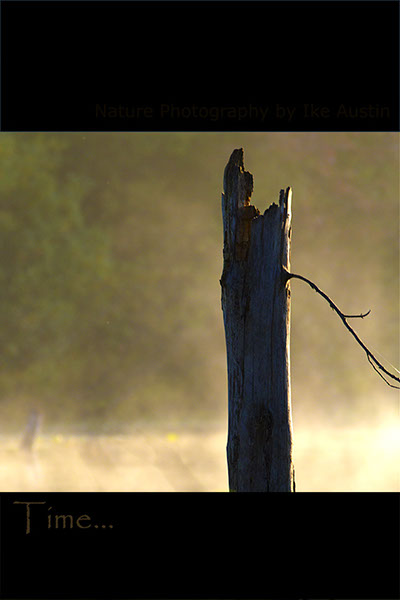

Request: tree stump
left=220, top=148, right=294, bottom=492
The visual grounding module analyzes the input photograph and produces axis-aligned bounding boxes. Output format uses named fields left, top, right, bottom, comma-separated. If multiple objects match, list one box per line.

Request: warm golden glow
left=0, top=132, right=397, bottom=492
left=0, top=409, right=398, bottom=492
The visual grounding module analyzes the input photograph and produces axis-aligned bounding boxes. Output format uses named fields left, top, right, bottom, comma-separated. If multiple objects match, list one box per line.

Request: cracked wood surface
left=221, top=148, right=294, bottom=492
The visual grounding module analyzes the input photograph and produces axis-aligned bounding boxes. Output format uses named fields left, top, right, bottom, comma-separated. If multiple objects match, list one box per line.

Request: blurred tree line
left=0, top=133, right=226, bottom=429
left=0, top=133, right=398, bottom=430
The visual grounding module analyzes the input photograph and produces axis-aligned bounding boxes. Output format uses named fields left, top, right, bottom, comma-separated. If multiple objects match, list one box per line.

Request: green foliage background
left=0, top=133, right=398, bottom=430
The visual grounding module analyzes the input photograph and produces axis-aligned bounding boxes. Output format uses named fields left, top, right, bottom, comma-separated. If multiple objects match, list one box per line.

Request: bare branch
left=342, top=309, right=371, bottom=319
left=283, top=267, right=400, bottom=389
left=366, top=355, right=400, bottom=389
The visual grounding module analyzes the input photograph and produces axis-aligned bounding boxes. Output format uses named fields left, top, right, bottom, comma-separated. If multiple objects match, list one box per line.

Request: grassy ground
left=0, top=415, right=398, bottom=492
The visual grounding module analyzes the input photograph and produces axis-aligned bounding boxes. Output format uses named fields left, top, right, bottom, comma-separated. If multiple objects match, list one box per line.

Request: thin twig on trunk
left=283, top=267, right=400, bottom=389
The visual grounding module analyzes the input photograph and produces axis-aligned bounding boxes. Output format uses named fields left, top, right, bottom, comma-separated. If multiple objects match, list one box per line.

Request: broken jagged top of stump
left=222, top=148, right=292, bottom=265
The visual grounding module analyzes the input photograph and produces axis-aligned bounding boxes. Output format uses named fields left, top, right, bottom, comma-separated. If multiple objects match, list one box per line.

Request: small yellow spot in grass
left=166, top=433, right=178, bottom=443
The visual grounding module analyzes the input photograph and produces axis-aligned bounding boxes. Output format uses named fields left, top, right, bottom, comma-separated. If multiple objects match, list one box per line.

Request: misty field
left=1, top=416, right=398, bottom=492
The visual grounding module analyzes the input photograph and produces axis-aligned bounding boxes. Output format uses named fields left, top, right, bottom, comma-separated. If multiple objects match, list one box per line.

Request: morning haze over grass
left=0, top=133, right=397, bottom=491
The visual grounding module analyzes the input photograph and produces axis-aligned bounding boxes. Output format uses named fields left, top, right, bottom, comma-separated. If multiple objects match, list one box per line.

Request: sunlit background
left=0, top=132, right=398, bottom=491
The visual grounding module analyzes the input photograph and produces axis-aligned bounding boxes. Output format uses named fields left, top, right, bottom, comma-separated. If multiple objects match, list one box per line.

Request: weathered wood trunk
left=220, top=148, right=294, bottom=492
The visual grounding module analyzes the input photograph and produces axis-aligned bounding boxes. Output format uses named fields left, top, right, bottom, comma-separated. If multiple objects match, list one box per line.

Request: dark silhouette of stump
left=221, top=149, right=294, bottom=492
